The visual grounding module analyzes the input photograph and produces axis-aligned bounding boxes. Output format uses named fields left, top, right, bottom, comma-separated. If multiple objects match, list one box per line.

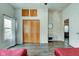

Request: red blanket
left=55, top=48, right=79, bottom=56
left=0, top=48, right=28, bottom=56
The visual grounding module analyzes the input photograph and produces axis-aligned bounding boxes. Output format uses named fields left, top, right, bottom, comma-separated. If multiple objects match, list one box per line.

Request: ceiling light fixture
left=44, top=3, right=47, bottom=5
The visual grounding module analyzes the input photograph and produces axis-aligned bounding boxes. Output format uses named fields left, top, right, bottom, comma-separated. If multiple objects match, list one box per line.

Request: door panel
left=31, top=21, right=37, bottom=43
left=23, top=20, right=31, bottom=43
left=31, top=21, right=40, bottom=43
left=36, top=33, right=40, bottom=43
left=36, top=21, right=40, bottom=43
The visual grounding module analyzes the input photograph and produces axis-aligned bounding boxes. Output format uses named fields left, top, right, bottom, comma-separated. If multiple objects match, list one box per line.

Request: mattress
left=55, top=48, right=79, bottom=56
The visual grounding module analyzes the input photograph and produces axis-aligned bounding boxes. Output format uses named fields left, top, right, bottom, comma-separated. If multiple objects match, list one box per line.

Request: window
left=4, top=16, right=12, bottom=40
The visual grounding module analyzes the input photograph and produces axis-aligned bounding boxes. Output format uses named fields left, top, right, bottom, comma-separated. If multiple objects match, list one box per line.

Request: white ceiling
left=10, top=3, right=71, bottom=11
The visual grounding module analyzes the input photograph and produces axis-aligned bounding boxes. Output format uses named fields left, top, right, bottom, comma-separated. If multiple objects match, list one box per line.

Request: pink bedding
left=0, top=48, right=28, bottom=56
left=55, top=48, right=79, bottom=56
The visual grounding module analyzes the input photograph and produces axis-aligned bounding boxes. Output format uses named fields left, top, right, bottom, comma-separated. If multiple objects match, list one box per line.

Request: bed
left=55, top=48, right=79, bottom=56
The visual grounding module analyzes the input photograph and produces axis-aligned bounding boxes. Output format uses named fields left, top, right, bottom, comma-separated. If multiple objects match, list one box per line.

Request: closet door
left=31, top=20, right=40, bottom=43
left=23, top=20, right=31, bottom=43
left=23, top=20, right=40, bottom=43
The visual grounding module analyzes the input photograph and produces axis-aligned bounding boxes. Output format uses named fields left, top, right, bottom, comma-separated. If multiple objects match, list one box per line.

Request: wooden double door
left=23, top=20, right=40, bottom=44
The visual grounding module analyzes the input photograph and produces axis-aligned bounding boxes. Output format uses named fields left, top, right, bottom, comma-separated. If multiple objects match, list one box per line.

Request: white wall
left=48, top=10, right=64, bottom=41
left=48, top=10, right=53, bottom=37
left=62, top=4, right=79, bottom=47
left=0, top=3, right=15, bottom=49
left=16, top=8, right=48, bottom=44
left=53, top=11, right=64, bottom=41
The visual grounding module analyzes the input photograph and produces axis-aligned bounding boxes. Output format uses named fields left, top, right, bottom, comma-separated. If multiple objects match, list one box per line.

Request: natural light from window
left=4, top=17, right=12, bottom=40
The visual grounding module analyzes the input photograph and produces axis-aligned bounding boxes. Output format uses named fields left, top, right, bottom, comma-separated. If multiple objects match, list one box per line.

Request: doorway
left=23, top=20, right=40, bottom=44
left=64, top=19, right=69, bottom=45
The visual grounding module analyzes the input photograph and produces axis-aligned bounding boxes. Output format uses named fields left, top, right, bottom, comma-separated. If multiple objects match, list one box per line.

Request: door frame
left=64, top=19, right=69, bottom=45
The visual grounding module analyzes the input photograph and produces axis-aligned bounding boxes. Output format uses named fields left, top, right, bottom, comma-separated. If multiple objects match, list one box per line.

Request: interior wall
left=0, top=3, right=15, bottom=49
left=53, top=11, right=64, bottom=41
left=16, top=8, right=48, bottom=44
left=62, top=4, right=79, bottom=47
left=48, top=10, right=53, bottom=37
left=48, top=10, right=64, bottom=41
